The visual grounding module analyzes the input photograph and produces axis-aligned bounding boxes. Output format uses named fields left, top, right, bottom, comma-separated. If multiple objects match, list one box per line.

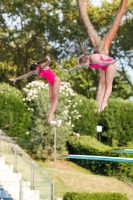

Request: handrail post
left=14, top=144, right=17, bottom=173
left=54, top=127, right=56, bottom=168
left=51, top=179, right=54, bottom=200
left=50, top=120, right=62, bottom=168
left=0, top=130, right=1, bottom=154
left=19, top=179, right=23, bottom=200
left=31, top=161, right=34, bottom=189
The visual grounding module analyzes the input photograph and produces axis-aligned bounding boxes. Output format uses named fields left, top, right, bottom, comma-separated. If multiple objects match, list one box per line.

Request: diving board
left=113, top=149, right=133, bottom=154
left=59, top=154, right=133, bottom=163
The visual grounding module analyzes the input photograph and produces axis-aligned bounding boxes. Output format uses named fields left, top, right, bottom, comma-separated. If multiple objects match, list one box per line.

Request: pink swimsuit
left=89, top=55, right=114, bottom=70
left=38, top=67, right=56, bottom=85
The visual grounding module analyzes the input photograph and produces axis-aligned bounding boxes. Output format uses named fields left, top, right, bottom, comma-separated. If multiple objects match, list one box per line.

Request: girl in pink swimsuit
left=9, top=56, right=61, bottom=124
left=63, top=53, right=117, bottom=112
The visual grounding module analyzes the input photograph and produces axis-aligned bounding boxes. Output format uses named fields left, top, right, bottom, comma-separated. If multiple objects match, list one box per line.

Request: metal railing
left=0, top=129, right=54, bottom=200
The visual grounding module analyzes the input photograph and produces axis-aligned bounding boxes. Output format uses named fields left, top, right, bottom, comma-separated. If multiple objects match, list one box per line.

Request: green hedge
left=69, top=98, right=133, bottom=145
left=0, top=83, right=31, bottom=137
left=63, top=192, right=128, bottom=200
left=68, top=96, right=98, bottom=137
left=99, top=98, right=133, bottom=145
left=67, top=136, right=133, bottom=181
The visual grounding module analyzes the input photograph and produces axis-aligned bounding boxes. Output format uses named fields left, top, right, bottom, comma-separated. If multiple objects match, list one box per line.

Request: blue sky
left=91, top=0, right=112, bottom=6
left=91, top=0, right=101, bottom=6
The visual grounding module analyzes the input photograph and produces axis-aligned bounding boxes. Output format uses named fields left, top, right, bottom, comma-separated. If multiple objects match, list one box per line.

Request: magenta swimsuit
left=89, top=55, right=114, bottom=70
left=38, top=67, right=56, bottom=85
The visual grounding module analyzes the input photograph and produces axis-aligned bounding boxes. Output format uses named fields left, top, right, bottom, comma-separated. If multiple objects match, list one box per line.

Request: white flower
left=23, top=88, right=29, bottom=92
left=73, top=110, right=77, bottom=112
left=66, top=121, right=71, bottom=125
left=63, top=110, right=69, bottom=115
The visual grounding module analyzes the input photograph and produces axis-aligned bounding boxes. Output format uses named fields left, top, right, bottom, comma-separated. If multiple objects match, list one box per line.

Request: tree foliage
left=0, top=0, right=133, bottom=97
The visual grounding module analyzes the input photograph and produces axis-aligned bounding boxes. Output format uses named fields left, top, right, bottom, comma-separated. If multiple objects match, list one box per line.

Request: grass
left=37, top=159, right=133, bottom=200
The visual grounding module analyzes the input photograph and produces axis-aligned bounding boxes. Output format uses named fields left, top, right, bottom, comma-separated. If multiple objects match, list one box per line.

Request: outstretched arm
left=90, top=55, right=117, bottom=66
left=62, top=64, right=88, bottom=73
left=41, top=55, right=51, bottom=69
left=9, top=71, right=34, bottom=84
left=92, top=60, right=117, bottom=66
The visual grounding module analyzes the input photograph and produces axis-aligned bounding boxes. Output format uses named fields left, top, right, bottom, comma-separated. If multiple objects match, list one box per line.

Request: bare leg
left=97, top=69, right=106, bottom=112
left=48, top=83, right=54, bottom=117
left=100, top=63, right=116, bottom=111
left=48, top=76, right=61, bottom=123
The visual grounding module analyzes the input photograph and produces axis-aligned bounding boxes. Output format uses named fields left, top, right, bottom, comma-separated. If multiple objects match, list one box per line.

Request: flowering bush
left=23, top=80, right=46, bottom=101
left=59, top=82, right=82, bottom=127
left=22, top=80, right=83, bottom=131
left=59, top=82, right=98, bottom=136
left=21, top=80, right=99, bottom=159
left=23, top=80, right=47, bottom=113
left=22, top=80, right=75, bottom=159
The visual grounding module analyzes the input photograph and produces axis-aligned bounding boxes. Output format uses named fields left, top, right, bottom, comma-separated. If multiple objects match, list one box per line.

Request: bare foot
left=48, top=115, right=54, bottom=124
left=100, top=102, right=108, bottom=112
left=97, top=107, right=101, bottom=113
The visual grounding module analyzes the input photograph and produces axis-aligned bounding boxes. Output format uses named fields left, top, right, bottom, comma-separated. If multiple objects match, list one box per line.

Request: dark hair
left=78, top=41, right=90, bottom=64
left=30, top=63, right=38, bottom=71
left=78, top=54, right=89, bottom=64
left=36, top=58, right=47, bottom=64
left=30, top=58, right=48, bottom=71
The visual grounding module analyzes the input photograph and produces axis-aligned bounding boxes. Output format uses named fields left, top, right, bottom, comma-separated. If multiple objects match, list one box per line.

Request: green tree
left=111, top=1, right=133, bottom=93
left=77, top=0, right=128, bottom=55
left=0, top=0, right=133, bottom=99
left=76, top=0, right=129, bottom=101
